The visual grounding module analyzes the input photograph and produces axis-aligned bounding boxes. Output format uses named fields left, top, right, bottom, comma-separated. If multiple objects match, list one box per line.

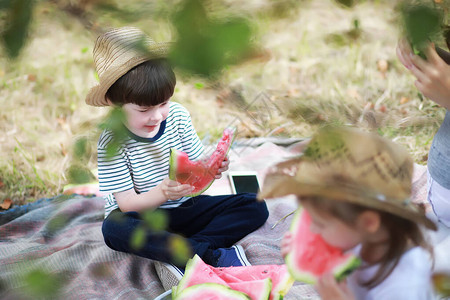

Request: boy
left=85, top=27, right=268, bottom=278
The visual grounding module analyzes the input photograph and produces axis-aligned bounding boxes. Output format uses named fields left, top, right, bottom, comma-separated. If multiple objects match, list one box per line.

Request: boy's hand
left=315, top=274, right=354, bottom=300
left=160, top=178, right=194, bottom=200
left=281, top=231, right=293, bottom=258
left=215, top=156, right=230, bottom=179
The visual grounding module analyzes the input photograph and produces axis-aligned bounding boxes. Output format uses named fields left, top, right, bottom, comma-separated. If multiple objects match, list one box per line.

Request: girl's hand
left=160, top=178, right=194, bottom=200
left=397, top=38, right=450, bottom=110
left=281, top=231, right=293, bottom=258
left=215, top=156, right=230, bottom=179
left=315, top=274, right=355, bottom=300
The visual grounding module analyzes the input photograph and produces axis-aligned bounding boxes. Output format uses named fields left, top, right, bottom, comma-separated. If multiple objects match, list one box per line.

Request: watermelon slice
left=176, top=254, right=228, bottom=296
left=169, top=127, right=235, bottom=197
left=285, top=207, right=361, bottom=284
left=212, top=264, right=294, bottom=300
left=175, top=255, right=293, bottom=300
left=228, top=278, right=272, bottom=300
left=175, top=283, right=250, bottom=300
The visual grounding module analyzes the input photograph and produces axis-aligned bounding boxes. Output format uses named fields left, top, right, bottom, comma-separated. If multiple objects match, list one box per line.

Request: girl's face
left=122, top=101, right=170, bottom=138
left=302, top=201, right=363, bottom=251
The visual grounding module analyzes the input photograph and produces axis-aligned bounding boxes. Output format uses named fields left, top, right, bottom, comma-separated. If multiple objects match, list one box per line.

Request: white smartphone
left=228, top=171, right=261, bottom=194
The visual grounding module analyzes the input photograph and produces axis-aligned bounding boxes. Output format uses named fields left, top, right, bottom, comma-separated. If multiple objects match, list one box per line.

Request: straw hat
left=85, top=27, right=170, bottom=107
left=259, top=127, right=437, bottom=230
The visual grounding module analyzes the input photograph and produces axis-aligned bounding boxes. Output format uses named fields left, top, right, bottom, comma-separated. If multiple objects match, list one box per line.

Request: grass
left=0, top=0, right=446, bottom=206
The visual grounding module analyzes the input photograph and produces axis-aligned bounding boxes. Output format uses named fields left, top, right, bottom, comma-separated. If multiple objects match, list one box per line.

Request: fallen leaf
left=27, top=74, right=37, bottom=82
left=377, top=59, right=389, bottom=73
left=379, top=105, right=387, bottom=113
left=400, top=96, right=410, bottom=104
left=0, top=198, right=12, bottom=210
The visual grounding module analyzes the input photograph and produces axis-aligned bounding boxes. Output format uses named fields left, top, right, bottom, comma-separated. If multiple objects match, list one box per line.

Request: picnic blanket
left=0, top=139, right=446, bottom=299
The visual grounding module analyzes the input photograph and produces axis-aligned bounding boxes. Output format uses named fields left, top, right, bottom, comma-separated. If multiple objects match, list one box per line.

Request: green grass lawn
left=0, top=0, right=446, bottom=206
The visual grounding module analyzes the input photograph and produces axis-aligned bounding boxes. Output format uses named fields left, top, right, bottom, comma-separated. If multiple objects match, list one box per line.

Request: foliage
left=169, top=0, right=255, bottom=77
left=401, top=0, right=446, bottom=58
left=1, top=0, right=34, bottom=58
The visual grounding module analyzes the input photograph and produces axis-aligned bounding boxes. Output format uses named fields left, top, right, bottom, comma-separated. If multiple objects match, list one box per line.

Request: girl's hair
left=106, top=58, right=176, bottom=107
left=300, top=196, right=432, bottom=288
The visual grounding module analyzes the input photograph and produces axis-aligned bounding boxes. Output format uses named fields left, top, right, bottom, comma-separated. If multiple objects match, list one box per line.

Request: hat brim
left=258, top=162, right=437, bottom=231
left=85, top=42, right=171, bottom=107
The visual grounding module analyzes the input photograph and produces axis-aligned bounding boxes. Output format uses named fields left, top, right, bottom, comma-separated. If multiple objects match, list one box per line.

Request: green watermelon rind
left=168, top=148, right=178, bottom=181
left=259, top=278, right=273, bottom=300
left=272, top=271, right=295, bottom=300
left=174, top=282, right=251, bottom=300
left=175, top=255, right=204, bottom=296
left=285, top=208, right=361, bottom=285
left=229, top=277, right=272, bottom=300
left=168, top=127, right=236, bottom=197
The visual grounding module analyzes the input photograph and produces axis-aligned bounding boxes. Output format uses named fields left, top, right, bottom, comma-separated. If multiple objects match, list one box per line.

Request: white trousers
left=427, top=170, right=450, bottom=273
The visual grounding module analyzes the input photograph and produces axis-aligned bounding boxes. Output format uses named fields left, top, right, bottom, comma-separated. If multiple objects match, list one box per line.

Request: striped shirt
left=98, top=102, right=204, bottom=218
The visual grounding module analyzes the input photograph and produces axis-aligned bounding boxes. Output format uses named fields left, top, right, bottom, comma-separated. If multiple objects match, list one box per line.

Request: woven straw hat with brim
left=258, top=127, right=437, bottom=230
left=85, top=27, right=171, bottom=107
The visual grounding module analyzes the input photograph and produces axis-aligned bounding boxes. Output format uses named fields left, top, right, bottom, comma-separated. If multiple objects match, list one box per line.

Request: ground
left=0, top=0, right=446, bottom=206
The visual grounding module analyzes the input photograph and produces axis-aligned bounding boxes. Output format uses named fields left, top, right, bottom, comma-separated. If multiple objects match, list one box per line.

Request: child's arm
left=113, top=178, right=194, bottom=212
left=315, top=274, right=355, bottom=300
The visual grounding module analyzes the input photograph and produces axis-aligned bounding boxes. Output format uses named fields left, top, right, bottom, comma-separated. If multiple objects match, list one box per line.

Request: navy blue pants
left=101, top=193, right=268, bottom=266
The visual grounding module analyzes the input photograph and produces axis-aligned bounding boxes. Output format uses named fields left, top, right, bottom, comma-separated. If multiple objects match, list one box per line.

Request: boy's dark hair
left=106, top=58, right=176, bottom=106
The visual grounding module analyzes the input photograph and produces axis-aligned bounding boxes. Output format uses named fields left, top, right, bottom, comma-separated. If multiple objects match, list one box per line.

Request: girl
left=259, top=127, right=437, bottom=300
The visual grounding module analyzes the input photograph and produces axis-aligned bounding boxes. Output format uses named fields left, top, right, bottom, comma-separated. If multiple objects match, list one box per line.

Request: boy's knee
left=256, top=200, right=269, bottom=223
left=241, top=193, right=269, bottom=223
left=101, top=219, right=114, bottom=246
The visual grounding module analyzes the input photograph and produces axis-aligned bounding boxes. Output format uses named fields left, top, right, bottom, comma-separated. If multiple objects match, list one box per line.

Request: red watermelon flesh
left=176, top=255, right=294, bottom=300
left=175, top=283, right=250, bottom=300
left=285, top=208, right=361, bottom=284
left=227, top=278, right=272, bottom=300
left=213, top=264, right=294, bottom=300
left=169, top=127, right=235, bottom=197
left=176, top=255, right=228, bottom=296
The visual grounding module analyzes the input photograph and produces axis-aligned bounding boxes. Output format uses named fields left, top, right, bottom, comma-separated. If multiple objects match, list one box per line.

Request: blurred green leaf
left=0, top=0, right=11, bottom=10
left=73, top=136, right=88, bottom=160
left=2, top=0, right=34, bottom=58
left=141, top=210, right=168, bottom=231
left=334, top=0, right=355, bottom=8
left=66, top=164, right=96, bottom=184
left=266, top=0, right=302, bottom=19
left=98, top=107, right=128, bottom=157
left=23, top=269, right=62, bottom=298
left=46, top=214, right=68, bottom=234
left=401, top=2, right=443, bottom=55
left=90, top=263, right=113, bottom=279
left=194, top=82, right=205, bottom=89
left=169, top=0, right=255, bottom=77
left=169, top=235, right=192, bottom=265
left=130, top=226, right=146, bottom=251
